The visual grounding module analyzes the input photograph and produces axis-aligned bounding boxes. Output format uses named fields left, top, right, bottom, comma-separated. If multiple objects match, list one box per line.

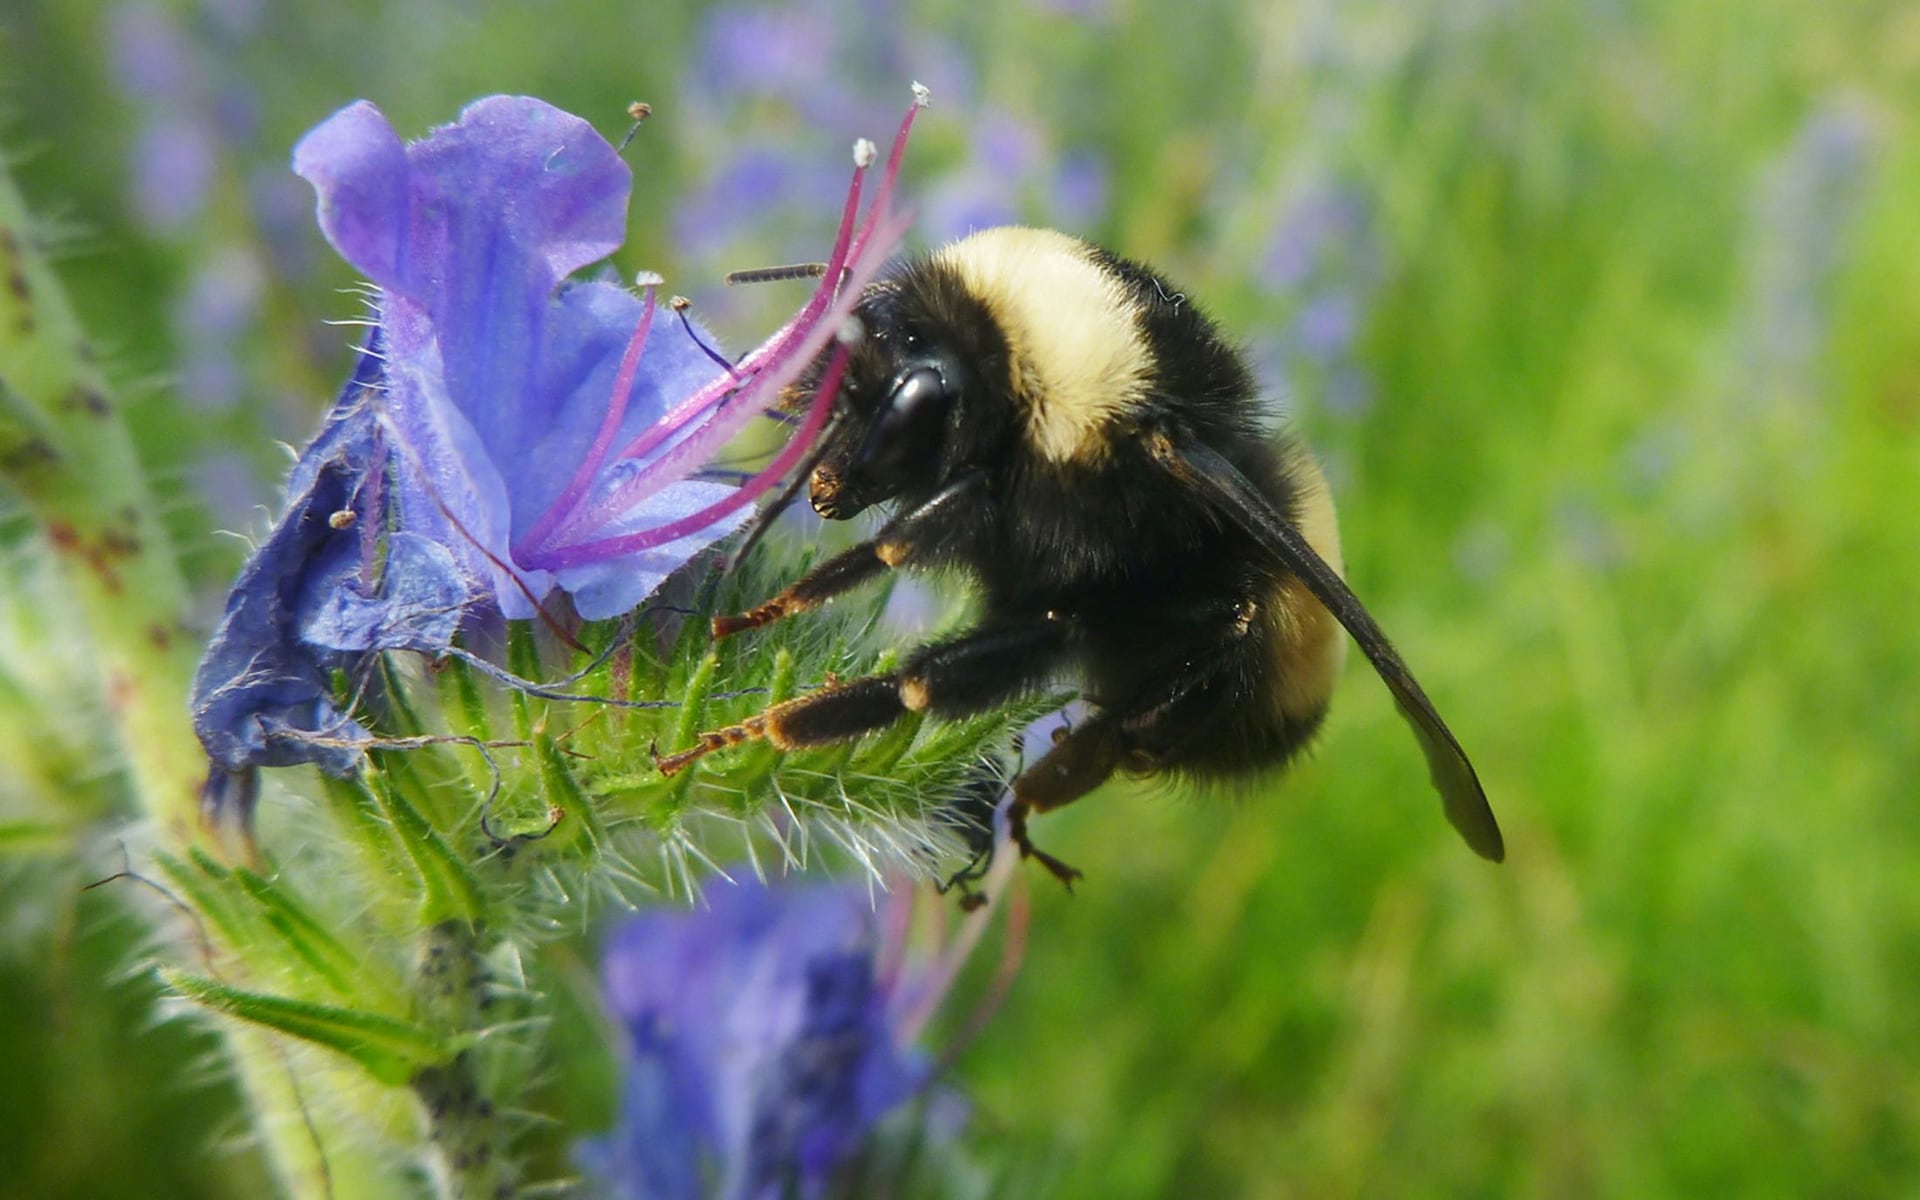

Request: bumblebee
left=657, top=226, right=1504, bottom=880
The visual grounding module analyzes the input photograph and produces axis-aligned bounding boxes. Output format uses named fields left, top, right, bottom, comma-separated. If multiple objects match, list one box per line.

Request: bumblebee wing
left=1150, top=435, right=1505, bottom=862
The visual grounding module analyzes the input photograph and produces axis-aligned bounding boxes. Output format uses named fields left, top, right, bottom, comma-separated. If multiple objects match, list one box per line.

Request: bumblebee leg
left=1013, top=711, right=1123, bottom=813
left=711, top=541, right=889, bottom=638
left=1005, top=712, right=1124, bottom=889
left=657, top=616, right=1070, bottom=776
left=1002, top=602, right=1262, bottom=888
left=713, top=472, right=986, bottom=637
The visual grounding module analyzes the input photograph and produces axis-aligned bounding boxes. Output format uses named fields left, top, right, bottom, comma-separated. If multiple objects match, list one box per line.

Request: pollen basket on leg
left=933, top=227, right=1152, bottom=463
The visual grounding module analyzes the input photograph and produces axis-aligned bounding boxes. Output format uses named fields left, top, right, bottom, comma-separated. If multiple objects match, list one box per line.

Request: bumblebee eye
left=855, top=365, right=951, bottom=478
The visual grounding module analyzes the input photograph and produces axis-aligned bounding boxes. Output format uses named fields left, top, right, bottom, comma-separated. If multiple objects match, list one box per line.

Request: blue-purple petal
left=292, top=101, right=412, bottom=288
left=292, top=96, right=733, bottom=619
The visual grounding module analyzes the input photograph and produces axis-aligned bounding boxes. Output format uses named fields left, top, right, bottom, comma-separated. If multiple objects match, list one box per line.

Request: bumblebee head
left=805, top=225, right=1151, bottom=519
left=809, top=351, right=967, bottom=519
left=806, top=270, right=996, bottom=520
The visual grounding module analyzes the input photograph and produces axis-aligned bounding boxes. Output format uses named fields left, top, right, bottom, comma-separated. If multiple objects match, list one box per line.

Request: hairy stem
left=0, top=158, right=204, bottom=834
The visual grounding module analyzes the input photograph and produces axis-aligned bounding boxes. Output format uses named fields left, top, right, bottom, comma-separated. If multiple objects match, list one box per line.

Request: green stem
left=0, top=158, right=204, bottom=835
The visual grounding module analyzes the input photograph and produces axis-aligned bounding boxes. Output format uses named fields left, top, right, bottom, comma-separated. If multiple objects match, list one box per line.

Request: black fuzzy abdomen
left=1069, top=567, right=1329, bottom=781
left=963, top=432, right=1330, bottom=782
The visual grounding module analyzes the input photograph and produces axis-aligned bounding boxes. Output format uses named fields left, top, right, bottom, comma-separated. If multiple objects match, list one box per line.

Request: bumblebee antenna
left=726, top=262, right=832, bottom=286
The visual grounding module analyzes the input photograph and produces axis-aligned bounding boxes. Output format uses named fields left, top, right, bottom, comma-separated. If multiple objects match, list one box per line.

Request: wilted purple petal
left=300, top=532, right=467, bottom=653
left=189, top=357, right=416, bottom=778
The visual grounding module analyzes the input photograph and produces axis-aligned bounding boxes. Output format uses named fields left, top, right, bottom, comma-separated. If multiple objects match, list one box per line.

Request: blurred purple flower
left=1740, top=102, right=1877, bottom=404
left=697, top=6, right=841, bottom=105
left=178, top=245, right=264, bottom=412
left=689, top=0, right=935, bottom=133
left=129, top=116, right=219, bottom=233
left=919, top=111, right=1110, bottom=245
left=1323, top=363, right=1373, bottom=419
left=920, top=177, right=1021, bottom=246
left=1293, top=292, right=1359, bottom=359
left=110, top=2, right=196, bottom=102
left=110, top=2, right=223, bottom=233
left=674, top=0, right=1135, bottom=268
left=1050, top=151, right=1110, bottom=231
left=1259, top=181, right=1387, bottom=422
left=1036, top=0, right=1112, bottom=16
left=1263, top=185, right=1372, bottom=292
left=672, top=146, right=850, bottom=260
left=192, top=91, right=922, bottom=783
left=586, top=880, right=960, bottom=1200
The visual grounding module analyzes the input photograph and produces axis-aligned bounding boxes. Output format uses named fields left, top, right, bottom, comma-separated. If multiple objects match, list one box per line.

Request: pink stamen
left=521, top=86, right=928, bottom=573
left=939, top=879, right=1030, bottom=1064
left=844, top=92, right=924, bottom=268
left=529, top=330, right=857, bottom=569
left=530, top=145, right=878, bottom=556
left=597, top=135, right=873, bottom=472
left=513, top=285, right=661, bottom=560
left=528, top=205, right=910, bottom=570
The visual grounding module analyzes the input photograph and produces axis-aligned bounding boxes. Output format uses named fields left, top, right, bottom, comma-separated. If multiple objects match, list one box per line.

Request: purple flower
left=696, top=5, right=842, bottom=106
left=586, top=881, right=935, bottom=1200
left=192, top=91, right=923, bottom=782
left=290, top=96, right=735, bottom=620
left=1050, top=151, right=1110, bottom=231
left=670, top=144, right=850, bottom=261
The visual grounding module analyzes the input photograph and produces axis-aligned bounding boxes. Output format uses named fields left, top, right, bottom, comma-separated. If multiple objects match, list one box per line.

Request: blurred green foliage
left=2, top=0, right=1917, bottom=1196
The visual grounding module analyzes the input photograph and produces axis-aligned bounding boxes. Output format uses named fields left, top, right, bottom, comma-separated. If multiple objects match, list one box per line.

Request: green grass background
left=3, top=0, right=1917, bottom=1196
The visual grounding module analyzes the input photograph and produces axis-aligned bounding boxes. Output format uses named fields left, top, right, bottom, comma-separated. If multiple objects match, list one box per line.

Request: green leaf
left=159, top=969, right=454, bottom=1086
left=0, top=819, right=69, bottom=854
left=368, top=759, right=485, bottom=925
left=534, top=730, right=606, bottom=852
left=232, top=867, right=402, bottom=1007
